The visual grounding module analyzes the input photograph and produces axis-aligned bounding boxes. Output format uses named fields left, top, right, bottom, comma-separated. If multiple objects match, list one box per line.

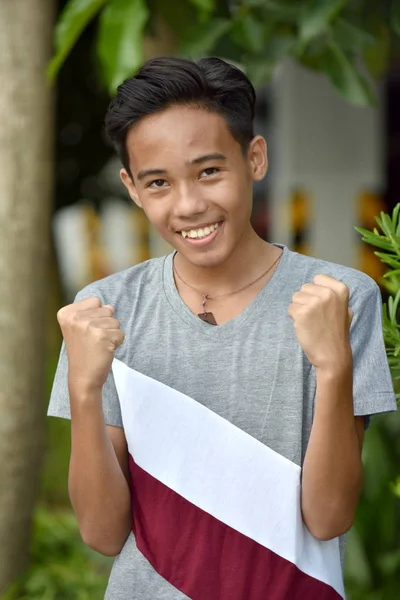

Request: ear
left=120, top=168, right=142, bottom=209
left=248, top=136, right=268, bottom=182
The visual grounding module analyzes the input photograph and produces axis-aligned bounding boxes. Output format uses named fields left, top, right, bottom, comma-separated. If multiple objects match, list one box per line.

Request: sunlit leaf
left=354, top=227, right=393, bottom=251
left=383, top=269, right=400, bottom=279
left=322, top=41, right=375, bottom=106
left=47, top=0, right=109, bottom=80
left=189, top=0, right=215, bottom=16
left=299, top=0, right=346, bottom=43
left=374, top=252, right=400, bottom=267
left=96, top=0, right=149, bottom=93
left=393, top=203, right=400, bottom=231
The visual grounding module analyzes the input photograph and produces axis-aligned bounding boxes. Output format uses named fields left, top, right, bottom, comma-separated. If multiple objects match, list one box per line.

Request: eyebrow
left=137, top=168, right=167, bottom=181
left=136, top=153, right=227, bottom=181
left=190, top=153, right=227, bottom=165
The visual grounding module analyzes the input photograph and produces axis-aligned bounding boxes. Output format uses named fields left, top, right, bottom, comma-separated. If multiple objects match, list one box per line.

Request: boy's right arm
left=58, top=297, right=132, bottom=556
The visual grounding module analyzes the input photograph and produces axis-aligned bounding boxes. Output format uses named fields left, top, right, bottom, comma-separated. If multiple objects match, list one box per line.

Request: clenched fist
left=57, top=297, right=125, bottom=393
left=288, top=274, right=353, bottom=373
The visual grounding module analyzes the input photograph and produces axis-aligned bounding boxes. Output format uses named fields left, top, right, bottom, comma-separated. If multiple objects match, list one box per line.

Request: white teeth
left=181, top=222, right=219, bottom=240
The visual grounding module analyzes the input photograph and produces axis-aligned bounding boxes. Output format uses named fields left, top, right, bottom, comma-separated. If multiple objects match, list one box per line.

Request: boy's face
left=121, top=105, right=267, bottom=268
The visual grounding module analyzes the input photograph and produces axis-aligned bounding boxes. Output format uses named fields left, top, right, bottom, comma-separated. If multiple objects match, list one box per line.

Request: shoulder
left=287, top=249, right=380, bottom=302
left=74, top=255, right=167, bottom=306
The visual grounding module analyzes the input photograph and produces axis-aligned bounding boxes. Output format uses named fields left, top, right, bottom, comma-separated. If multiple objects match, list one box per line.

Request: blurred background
left=1, top=0, right=400, bottom=598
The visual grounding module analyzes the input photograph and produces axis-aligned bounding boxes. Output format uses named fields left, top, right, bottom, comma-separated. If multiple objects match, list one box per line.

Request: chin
left=180, top=245, right=234, bottom=269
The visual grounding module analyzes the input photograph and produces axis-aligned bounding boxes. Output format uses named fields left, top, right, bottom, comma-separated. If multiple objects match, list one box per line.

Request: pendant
left=198, top=312, right=218, bottom=325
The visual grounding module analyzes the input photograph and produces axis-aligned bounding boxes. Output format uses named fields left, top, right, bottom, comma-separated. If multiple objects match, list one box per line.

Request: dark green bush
left=2, top=509, right=110, bottom=600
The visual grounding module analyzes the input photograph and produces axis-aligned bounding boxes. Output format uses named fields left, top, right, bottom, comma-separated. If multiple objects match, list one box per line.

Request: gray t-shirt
left=48, top=244, right=396, bottom=599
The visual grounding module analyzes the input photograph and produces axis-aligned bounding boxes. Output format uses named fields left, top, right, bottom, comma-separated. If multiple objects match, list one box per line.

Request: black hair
left=105, top=56, right=256, bottom=176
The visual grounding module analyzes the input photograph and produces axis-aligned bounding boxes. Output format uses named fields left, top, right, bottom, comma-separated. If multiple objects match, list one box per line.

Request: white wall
left=269, top=60, right=383, bottom=267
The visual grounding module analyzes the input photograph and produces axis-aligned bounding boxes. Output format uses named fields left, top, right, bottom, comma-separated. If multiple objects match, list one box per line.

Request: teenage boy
left=48, top=56, right=396, bottom=600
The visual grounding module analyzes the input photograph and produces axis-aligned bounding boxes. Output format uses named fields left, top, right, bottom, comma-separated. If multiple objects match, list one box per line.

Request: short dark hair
left=105, top=56, right=256, bottom=176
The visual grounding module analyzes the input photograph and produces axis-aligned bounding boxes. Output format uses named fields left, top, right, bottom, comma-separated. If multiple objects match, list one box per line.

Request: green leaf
left=322, top=41, right=376, bottom=106
left=332, top=18, right=376, bottom=53
left=96, top=0, right=149, bottom=94
left=379, top=212, right=395, bottom=237
left=375, top=252, right=400, bottom=270
left=383, top=269, right=400, bottom=279
left=393, top=203, right=400, bottom=232
left=188, top=0, right=215, bottom=16
left=354, top=226, right=392, bottom=250
left=299, top=0, right=346, bottom=43
left=179, top=18, right=232, bottom=57
left=231, top=13, right=266, bottom=54
left=47, top=0, right=109, bottom=80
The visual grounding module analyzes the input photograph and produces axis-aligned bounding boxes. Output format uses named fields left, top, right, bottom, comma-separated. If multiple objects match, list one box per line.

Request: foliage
left=345, top=206, right=400, bottom=598
left=1, top=509, right=109, bottom=600
left=344, top=414, right=400, bottom=599
left=355, top=204, right=400, bottom=396
left=49, top=0, right=400, bottom=103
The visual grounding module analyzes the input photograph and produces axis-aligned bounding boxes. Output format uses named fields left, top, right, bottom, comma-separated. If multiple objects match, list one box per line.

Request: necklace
left=173, top=251, right=283, bottom=325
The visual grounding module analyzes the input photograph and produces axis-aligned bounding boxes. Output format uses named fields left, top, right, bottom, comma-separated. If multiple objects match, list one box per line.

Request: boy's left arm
left=288, top=274, right=394, bottom=541
left=301, top=361, right=364, bottom=541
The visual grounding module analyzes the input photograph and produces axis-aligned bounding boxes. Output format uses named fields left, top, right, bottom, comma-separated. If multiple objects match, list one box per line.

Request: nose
left=172, top=182, right=208, bottom=219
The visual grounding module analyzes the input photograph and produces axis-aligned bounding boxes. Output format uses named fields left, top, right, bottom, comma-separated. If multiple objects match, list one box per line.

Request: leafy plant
left=342, top=206, right=400, bottom=599
left=1, top=509, right=110, bottom=600
left=48, top=0, right=400, bottom=104
left=355, top=204, right=400, bottom=396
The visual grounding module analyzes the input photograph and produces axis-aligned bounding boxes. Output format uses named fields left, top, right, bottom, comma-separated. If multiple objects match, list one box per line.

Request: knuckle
left=340, top=283, right=350, bottom=298
left=56, top=307, right=66, bottom=323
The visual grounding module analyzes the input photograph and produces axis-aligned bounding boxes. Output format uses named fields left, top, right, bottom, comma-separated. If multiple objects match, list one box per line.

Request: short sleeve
left=47, top=291, right=123, bottom=428
left=350, top=282, right=397, bottom=421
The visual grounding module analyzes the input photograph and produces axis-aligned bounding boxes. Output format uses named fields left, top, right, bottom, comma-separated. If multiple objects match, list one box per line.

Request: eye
left=148, top=179, right=168, bottom=189
left=200, top=167, right=220, bottom=178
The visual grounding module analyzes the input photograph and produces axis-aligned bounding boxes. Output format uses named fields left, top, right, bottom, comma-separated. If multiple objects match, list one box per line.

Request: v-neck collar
left=162, top=244, right=291, bottom=339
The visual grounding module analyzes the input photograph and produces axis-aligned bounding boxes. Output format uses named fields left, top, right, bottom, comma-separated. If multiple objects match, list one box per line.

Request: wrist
left=68, top=377, right=103, bottom=401
left=315, top=349, right=353, bottom=381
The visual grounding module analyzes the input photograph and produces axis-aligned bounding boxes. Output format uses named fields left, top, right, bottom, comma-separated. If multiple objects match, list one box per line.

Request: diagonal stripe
left=130, top=454, right=342, bottom=600
left=112, top=358, right=345, bottom=598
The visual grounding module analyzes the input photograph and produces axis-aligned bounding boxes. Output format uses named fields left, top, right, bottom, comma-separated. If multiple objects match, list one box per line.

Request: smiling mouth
left=179, top=221, right=221, bottom=240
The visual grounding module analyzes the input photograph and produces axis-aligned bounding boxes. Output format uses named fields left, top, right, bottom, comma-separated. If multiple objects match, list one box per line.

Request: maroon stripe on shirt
left=129, top=455, right=341, bottom=600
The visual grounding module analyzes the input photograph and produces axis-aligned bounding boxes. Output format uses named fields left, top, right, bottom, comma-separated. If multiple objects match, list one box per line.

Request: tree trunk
left=0, top=0, right=55, bottom=591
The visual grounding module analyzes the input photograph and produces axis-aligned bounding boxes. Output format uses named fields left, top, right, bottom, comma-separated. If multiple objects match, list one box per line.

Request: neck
left=174, top=227, right=278, bottom=296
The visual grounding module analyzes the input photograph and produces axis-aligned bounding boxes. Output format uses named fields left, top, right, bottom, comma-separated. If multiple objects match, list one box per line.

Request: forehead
left=126, top=105, right=240, bottom=169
